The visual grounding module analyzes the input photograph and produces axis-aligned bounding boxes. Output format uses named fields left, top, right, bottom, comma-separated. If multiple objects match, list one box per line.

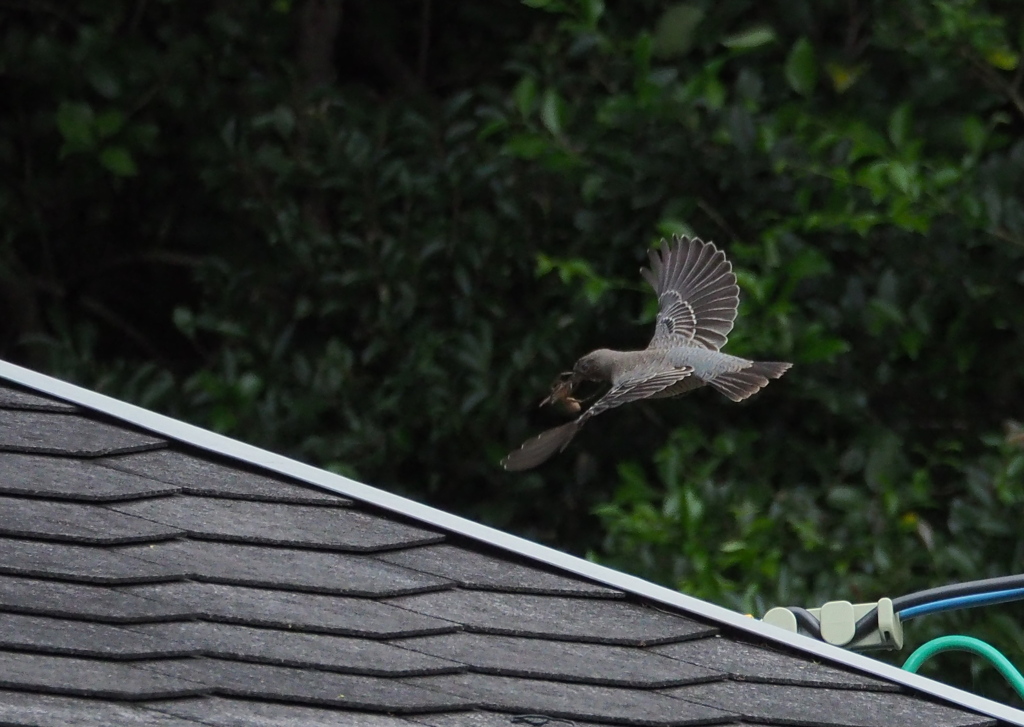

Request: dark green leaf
left=98, top=145, right=138, bottom=176
left=55, top=101, right=95, bottom=149
left=652, top=4, right=704, bottom=58
left=784, top=37, right=817, bottom=96
left=721, top=25, right=776, bottom=50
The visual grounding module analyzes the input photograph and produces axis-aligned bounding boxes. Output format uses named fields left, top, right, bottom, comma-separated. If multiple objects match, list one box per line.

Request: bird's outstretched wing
left=502, top=366, right=693, bottom=471
left=581, top=366, right=694, bottom=419
left=642, top=235, right=739, bottom=351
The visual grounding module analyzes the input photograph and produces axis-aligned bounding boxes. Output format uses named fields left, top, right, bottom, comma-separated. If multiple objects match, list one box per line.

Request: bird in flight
left=502, top=235, right=791, bottom=471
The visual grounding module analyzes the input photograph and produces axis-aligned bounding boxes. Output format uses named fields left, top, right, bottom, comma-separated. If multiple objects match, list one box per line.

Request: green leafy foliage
left=652, top=4, right=705, bottom=58
left=785, top=37, right=817, bottom=97
left=3, top=0, right=1024, bottom=704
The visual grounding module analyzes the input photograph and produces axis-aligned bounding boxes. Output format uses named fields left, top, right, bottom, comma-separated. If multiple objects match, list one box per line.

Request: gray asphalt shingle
left=0, top=409, right=165, bottom=457
left=387, top=589, right=717, bottom=645
left=130, top=621, right=461, bottom=676
left=0, top=690, right=204, bottom=727
left=0, top=652, right=207, bottom=700
left=149, top=696, right=426, bottom=726
left=0, top=453, right=179, bottom=501
left=378, top=543, right=621, bottom=597
left=653, top=635, right=895, bottom=690
left=125, top=581, right=460, bottom=638
left=109, top=495, right=444, bottom=551
left=411, top=672, right=737, bottom=726
left=407, top=714, right=633, bottom=727
left=0, top=614, right=194, bottom=659
left=120, top=539, right=453, bottom=596
left=0, top=495, right=181, bottom=544
left=99, top=448, right=352, bottom=506
left=396, top=631, right=719, bottom=687
left=0, top=384, right=78, bottom=413
left=0, top=538, right=186, bottom=584
left=147, top=657, right=474, bottom=712
left=0, top=575, right=196, bottom=623
left=664, top=681, right=998, bottom=727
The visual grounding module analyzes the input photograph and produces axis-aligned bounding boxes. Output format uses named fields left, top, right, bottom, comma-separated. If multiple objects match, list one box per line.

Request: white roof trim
left=2, top=357, right=1021, bottom=725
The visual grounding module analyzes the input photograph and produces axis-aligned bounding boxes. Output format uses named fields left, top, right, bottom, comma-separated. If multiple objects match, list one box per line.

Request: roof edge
left=2, top=358, right=1021, bottom=726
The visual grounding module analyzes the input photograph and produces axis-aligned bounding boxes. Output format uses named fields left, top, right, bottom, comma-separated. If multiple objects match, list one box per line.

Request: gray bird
left=502, top=235, right=791, bottom=471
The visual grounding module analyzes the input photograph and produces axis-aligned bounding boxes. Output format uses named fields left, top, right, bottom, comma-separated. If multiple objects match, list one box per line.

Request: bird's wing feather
left=501, top=366, right=693, bottom=471
left=643, top=235, right=739, bottom=351
left=582, top=366, right=694, bottom=420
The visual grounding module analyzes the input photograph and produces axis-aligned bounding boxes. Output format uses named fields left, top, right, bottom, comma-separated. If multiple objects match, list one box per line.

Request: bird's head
left=573, top=349, right=616, bottom=382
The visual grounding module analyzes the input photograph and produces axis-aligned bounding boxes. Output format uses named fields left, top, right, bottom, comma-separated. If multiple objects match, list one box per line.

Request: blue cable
left=898, top=587, right=1024, bottom=620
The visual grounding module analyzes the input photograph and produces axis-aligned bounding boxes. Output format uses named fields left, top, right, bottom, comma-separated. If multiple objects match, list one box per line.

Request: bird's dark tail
left=501, top=420, right=581, bottom=471
left=707, top=361, right=792, bottom=402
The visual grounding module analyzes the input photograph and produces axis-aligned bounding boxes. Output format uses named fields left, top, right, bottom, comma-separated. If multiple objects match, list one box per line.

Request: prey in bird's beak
left=539, top=371, right=583, bottom=415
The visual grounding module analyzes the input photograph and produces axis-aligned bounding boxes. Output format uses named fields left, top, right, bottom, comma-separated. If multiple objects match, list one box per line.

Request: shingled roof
left=0, top=360, right=1021, bottom=727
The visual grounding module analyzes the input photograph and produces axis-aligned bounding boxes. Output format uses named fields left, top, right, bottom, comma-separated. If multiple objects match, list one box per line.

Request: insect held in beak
left=539, top=371, right=582, bottom=415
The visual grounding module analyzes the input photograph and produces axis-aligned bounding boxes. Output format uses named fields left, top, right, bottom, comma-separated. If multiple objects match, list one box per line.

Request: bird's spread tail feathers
left=707, top=360, right=792, bottom=402
left=501, top=420, right=581, bottom=471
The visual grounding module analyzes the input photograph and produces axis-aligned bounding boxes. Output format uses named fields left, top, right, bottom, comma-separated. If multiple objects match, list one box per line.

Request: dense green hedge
left=3, top=0, right=1024, bottom=702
